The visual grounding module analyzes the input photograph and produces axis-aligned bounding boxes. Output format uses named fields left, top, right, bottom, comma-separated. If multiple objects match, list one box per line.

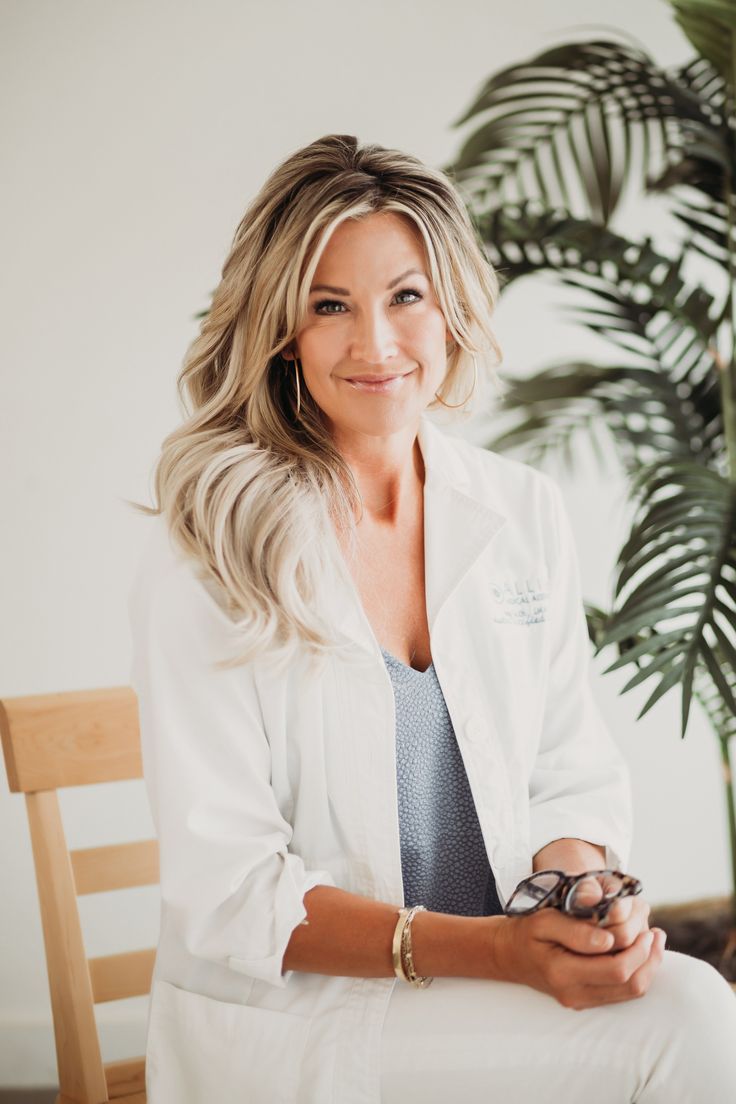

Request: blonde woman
left=128, top=134, right=736, bottom=1103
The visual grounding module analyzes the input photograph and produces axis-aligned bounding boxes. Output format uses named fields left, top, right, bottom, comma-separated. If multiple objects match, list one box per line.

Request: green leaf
left=620, top=643, right=683, bottom=692
left=600, top=604, right=703, bottom=644
left=699, top=638, right=736, bottom=714
left=681, top=647, right=699, bottom=734
left=595, top=462, right=736, bottom=728
left=637, top=656, right=688, bottom=720
left=669, top=0, right=736, bottom=83
left=601, top=628, right=685, bottom=671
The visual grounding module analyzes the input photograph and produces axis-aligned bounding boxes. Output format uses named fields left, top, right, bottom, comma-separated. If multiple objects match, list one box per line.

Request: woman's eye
left=313, top=288, right=423, bottom=314
left=313, top=299, right=346, bottom=314
left=395, top=288, right=423, bottom=304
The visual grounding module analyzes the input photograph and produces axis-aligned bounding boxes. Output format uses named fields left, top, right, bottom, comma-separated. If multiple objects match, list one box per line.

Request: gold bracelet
left=392, top=908, right=412, bottom=982
left=392, top=905, right=434, bottom=988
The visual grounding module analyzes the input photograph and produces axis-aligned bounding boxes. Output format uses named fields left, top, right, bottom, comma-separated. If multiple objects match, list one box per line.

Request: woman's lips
left=342, top=370, right=415, bottom=393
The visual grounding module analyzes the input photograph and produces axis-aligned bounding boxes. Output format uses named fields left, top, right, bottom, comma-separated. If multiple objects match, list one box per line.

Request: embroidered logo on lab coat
left=490, top=574, right=549, bottom=624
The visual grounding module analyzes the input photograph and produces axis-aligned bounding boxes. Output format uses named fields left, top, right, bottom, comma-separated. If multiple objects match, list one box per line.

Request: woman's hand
left=492, top=905, right=667, bottom=1011
left=566, top=871, right=652, bottom=953
left=596, top=892, right=654, bottom=951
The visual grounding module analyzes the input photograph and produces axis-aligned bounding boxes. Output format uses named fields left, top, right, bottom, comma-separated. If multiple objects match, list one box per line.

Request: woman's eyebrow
left=309, top=268, right=427, bottom=295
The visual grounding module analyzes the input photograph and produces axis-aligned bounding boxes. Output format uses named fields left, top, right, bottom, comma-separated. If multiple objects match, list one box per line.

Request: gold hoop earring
left=434, top=354, right=477, bottom=409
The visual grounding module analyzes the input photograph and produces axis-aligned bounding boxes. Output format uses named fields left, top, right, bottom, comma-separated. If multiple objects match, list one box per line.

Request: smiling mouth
left=342, top=370, right=416, bottom=391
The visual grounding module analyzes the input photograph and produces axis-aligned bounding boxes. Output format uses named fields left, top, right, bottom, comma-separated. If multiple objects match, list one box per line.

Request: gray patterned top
left=381, top=647, right=503, bottom=917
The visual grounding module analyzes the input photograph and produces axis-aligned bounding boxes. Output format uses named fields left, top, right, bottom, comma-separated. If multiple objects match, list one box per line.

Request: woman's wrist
left=408, top=909, right=510, bottom=982
left=532, top=837, right=607, bottom=875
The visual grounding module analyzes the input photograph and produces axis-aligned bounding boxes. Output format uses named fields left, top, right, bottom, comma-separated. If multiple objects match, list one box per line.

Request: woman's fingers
left=573, top=927, right=659, bottom=989
left=598, top=895, right=651, bottom=951
left=535, top=908, right=616, bottom=955
left=500, top=912, right=667, bottom=1011
left=598, top=896, right=632, bottom=926
left=570, top=927, right=667, bottom=1010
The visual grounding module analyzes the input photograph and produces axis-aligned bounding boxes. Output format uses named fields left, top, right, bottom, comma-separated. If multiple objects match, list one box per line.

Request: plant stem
left=721, top=737, right=736, bottom=926
left=723, top=30, right=736, bottom=925
left=724, top=37, right=736, bottom=482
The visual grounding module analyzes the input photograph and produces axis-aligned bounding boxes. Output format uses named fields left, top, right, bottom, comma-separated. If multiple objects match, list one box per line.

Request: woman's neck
left=351, top=436, right=424, bottom=526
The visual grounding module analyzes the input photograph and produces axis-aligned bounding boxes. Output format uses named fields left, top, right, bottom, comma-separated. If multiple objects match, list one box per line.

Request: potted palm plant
left=442, top=0, right=736, bottom=979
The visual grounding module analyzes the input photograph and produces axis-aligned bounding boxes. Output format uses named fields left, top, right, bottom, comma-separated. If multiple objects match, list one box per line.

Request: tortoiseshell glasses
left=504, top=869, right=643, bottom=925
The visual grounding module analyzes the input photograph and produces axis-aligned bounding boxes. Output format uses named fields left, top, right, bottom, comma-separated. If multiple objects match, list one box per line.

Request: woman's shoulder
left=127, top=512, right=238, bottom=637
left=128, top=512, right=188, bottom=599
left=422, top=417, right=561, bottom=518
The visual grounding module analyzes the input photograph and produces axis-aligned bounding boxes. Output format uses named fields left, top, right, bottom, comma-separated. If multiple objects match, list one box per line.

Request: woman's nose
left=349, top=306, right=399, bottom=365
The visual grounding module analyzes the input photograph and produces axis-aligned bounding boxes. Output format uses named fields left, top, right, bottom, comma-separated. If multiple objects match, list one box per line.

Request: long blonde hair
left=134, top=133, right=502, bottom=669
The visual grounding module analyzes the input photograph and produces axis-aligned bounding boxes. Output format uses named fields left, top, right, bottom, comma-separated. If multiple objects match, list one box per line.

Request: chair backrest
left=0, top=686, right=157, bottom=1104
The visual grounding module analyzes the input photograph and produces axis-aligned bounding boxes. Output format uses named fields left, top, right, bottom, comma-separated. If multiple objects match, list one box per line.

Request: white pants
left=379, top=950, right=736, bottom=1102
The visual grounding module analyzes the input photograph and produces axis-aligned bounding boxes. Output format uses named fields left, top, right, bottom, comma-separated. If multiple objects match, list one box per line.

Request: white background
left=1, top=0, right=729, bottom=1086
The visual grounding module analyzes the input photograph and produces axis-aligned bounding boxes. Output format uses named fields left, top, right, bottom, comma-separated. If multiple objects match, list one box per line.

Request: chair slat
left=71, top=839, right=159, bottom=895
left=89, top=948, right=156, bottom=1003
left=104, top=1055, right=146, bottom=1098
left=0, top=686, right=140, bottom=792
left=25, top=791, right=109, bottom=1101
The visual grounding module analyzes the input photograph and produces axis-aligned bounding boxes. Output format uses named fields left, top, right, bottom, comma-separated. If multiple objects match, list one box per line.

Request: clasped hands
left=497, top=869, right=667, bottom=1011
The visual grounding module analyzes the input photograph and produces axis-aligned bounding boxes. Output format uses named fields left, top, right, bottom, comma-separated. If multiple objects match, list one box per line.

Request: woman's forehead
left=310, top=216, right=429, bottom=289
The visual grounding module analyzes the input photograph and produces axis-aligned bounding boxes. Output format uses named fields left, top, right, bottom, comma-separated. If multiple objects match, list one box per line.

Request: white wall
left=1, top=0, right=727, bottom=1086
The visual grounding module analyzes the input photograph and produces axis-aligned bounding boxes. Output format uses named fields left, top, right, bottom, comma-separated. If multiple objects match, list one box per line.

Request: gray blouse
left=381, top=647, right=503, bottom=917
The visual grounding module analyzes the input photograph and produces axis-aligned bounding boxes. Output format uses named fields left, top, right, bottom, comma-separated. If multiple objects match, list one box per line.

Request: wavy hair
left=133, top=133, right=503, bottom=671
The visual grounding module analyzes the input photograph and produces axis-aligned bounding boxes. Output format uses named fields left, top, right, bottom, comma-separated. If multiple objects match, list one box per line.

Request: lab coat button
left=464, top=716, right=485, bottom=743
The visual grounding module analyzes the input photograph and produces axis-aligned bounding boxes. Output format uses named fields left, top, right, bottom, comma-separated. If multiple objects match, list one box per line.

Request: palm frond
left=693, top=655, right=736, bottom=746
left=669, top=1, right=736, bottom=86
left=479, top=205, right=724, bottom=466
left=488, top=361, right=707, bottom=468
left=484, top=205, right=724, bottom=338
left=444, top=36, right=730, bottom=225
left=484, top=368, right=614, bottom=469
left=596, top=461, right=736, bottom=735
left=647, top=55, right=735, bottom=263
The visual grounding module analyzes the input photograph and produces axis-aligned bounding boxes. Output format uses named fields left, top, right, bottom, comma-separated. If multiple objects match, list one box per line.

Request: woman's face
left=292, top=211, right=452, bottom=442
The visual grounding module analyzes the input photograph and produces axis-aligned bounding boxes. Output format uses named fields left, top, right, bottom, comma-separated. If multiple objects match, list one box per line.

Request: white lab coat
left=128, top=412, right=633, bottom=1104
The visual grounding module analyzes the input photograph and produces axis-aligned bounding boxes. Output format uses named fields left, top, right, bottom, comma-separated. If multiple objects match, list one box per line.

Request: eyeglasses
left=504, top=869, right=643, bottom=924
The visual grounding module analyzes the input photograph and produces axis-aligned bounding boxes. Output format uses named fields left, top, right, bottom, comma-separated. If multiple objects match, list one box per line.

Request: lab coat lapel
left=417, top=416, right=507, bottom=633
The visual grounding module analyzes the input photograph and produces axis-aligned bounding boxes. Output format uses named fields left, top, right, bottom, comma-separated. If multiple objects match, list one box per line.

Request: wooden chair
left=0, top=686, right=157, bottom=1104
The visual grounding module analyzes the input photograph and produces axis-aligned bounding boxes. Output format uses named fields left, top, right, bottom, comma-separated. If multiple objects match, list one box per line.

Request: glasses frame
left=504, top=868, right=643, bottom=924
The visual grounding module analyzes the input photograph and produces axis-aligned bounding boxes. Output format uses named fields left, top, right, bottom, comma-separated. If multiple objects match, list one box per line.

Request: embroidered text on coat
left=490, top=574, right=549, bottom=624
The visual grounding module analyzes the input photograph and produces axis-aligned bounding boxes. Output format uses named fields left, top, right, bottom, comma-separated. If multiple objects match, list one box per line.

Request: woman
left=128, top=133, right=736, bottom=1103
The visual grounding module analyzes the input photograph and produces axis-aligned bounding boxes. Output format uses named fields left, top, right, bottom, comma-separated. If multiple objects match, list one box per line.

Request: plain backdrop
left=1, top=0, right=730, bottom=1086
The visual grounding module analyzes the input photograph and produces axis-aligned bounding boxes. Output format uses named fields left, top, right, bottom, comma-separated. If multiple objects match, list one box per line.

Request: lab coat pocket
left=145, top=977, right=310, bottom=1104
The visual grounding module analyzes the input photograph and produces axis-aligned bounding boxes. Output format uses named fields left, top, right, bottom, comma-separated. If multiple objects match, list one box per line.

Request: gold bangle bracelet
left=392, top=905, right=434, bottom=988
left=392, top=908, right=412, bottom=982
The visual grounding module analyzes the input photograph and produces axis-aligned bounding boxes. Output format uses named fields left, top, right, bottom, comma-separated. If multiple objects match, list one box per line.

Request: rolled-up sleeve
left=528, top=477, right=633, bottom=872
left=128, top=522, right=336, bottom=988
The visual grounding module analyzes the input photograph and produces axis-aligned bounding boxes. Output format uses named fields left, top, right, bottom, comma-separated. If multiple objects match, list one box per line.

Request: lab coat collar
left=328, top=413, right=508, bottom=658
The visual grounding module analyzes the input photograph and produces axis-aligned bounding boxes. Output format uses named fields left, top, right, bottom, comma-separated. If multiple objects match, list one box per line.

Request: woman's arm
left=533, top=837, right=606, bottom=873
left=282, top=884, right=609, bottom=981
left=128, top=523, right=338, bottom=991
left=284, top=837, right=608, bottom=978
left=282, top=884, right=508, bottom=979
left=282, top=882, right=664, bottom=1013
